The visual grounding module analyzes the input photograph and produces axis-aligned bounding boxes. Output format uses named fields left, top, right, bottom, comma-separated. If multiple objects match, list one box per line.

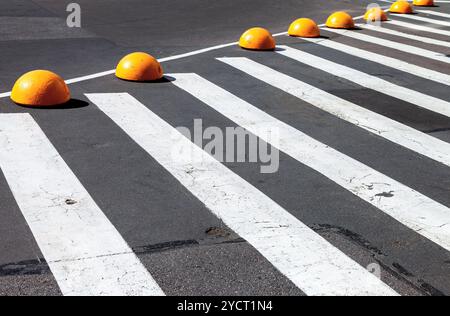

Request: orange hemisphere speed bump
left=288, top=18, right=320, bottom=38
left=116, top=52, right=164, bottom=82
left=364, top=7, right=389, bottom=22
left=239, top=27, right=276, bottom=51
left=11, top=70, right=70, bottom=107
left=390, top=1, right=414, bottom=14
left=413, top=0, right=434, bottom=6
left=326, top=12, right=355, bottom=29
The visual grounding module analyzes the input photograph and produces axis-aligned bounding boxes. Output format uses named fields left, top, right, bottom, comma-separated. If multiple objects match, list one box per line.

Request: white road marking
left=277, top=45, right=450, bottom=118
left=357, top=24, right=450, bottom=48
left=170, top=72, right=450, bottom=253
left=416, top=10, right=450, bottom=19
left=386, top=19, right=450, bottom=37
left=323, top=28, right=450, bottom=64
left=65, top=70, right=116, bottom=85
left=0, top=113, right=164, bottom=296
left=86, top=92, right=397, bottom=296
left=395, top=13, right=450, bottom=27
left=301, top=37, right=450, bottom=86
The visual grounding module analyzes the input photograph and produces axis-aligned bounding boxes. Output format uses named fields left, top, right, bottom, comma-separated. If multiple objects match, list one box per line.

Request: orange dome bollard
left=413, top=0, right=434, bottom=6
left=390, top=1, right=414, bottom=14
left=326, top=12, right=355, bottom=29
left=288, top=18, right=321, bottom=38
left=116, top=52, right=164, bottom=82
left=239, top=27, right=276, bottom=51
left=11, top=70, right=70, bottom=107
left=364, top=7, right=389, bottom=22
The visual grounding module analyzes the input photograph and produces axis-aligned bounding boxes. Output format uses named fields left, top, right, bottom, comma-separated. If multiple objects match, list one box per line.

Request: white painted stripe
left=416, top=10, right=450, bottom=19
left=171, top=71, right=450, bottom=254
left=301, top=37, right=450, bottom=86
left=277, top=45, right=450, bottom=118
left=0, top=113, right=164, bottom=297
left=323, top=28, right=450, bottom=64
left=386, top=19, right=450, bottom=37
left=396, top=14, right=450, bottom=27
left=86, top=92, right=397, bottom=296
left=377, top=0, right=450, bottom=4
left=357, top=23, right=450, bottom=48
left=65, top=70, right=115, bottom=85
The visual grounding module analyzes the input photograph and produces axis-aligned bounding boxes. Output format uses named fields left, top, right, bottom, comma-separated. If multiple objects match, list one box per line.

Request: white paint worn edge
left=170, top=71, right=450, bottom=254
left=86, top=92, right=398, bottom=296
left=0, top=113, right=164, bottom=296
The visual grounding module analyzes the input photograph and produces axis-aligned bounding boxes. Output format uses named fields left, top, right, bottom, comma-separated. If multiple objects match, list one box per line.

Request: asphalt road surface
left=0, top=0, right=450, bottom=296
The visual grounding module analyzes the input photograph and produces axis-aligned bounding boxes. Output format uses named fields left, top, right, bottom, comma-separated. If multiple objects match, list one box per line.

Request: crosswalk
left=171, top=71, right=450, bottom=250
left=324, top=28, right=450, bottom=64
left=302, top=36, right=450, bottom=85
left=416, top=10, right=450, bottom=19
left=386, top=19, right=450, bottom=37
left=85, top=93, right=397, bottom=296
left=275, top=45, right=450, bottom=117
left=1, top=5, right=450, bottom=296
left=0, top=114, right=164, bottom=296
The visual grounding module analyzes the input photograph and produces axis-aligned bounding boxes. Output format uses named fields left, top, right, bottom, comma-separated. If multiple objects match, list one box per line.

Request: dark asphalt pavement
left=0, top=0, right=450, bottom=296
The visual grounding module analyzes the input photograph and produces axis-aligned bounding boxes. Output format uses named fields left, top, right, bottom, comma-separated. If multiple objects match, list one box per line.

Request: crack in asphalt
left=0, top=235, right=245, bottom=277
left=314, top=223, right=446, bottom=296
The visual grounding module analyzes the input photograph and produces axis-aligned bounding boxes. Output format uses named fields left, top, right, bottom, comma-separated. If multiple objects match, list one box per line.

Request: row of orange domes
left=242, top=0, right=433, bottom=50
left=10, top=0, right=434, bottom=107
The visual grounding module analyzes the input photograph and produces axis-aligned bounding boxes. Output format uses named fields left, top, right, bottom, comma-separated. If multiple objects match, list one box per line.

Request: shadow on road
left=16, top=99, right=90, bottom=110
